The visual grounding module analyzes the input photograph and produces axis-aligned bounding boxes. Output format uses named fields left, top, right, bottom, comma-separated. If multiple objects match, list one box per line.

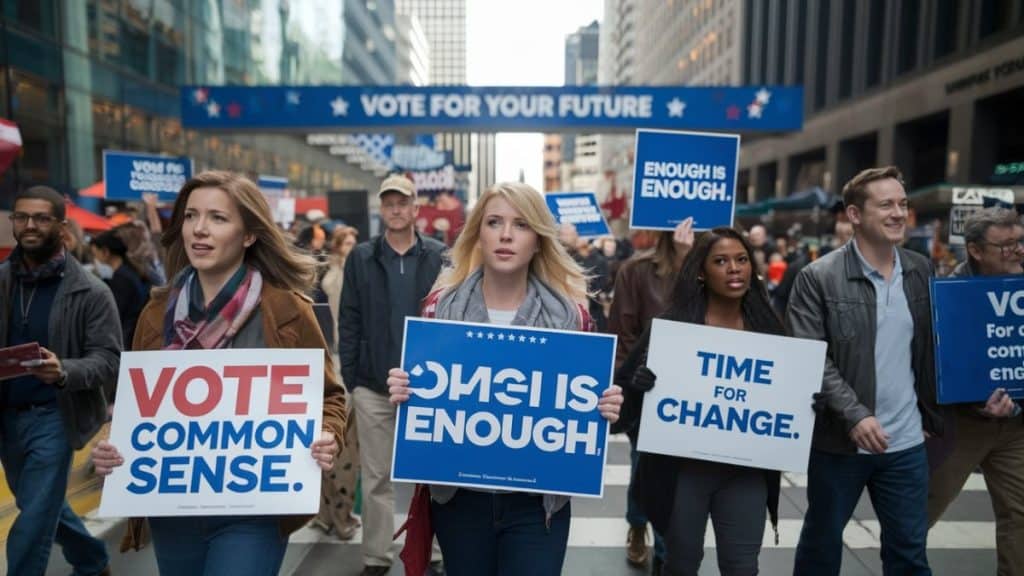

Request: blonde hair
left=435, top=182, right=588, bottom=304
left=158, top=170, right=316, bottom=294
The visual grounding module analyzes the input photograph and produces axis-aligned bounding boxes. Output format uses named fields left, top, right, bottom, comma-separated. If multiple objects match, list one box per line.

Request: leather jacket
left=785, top=242, right=945, bottom=453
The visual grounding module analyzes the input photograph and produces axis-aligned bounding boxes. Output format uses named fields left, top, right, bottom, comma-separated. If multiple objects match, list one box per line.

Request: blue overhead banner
left=631, top=129, right=740, bottom=231
left=932, top=276, right=1024, bottom=404
left=181, top=86, right=803, bottom=133
left=391, top=318, right=616, bottom=498
left=103, top=150, right=193, bottom=202
left=545, top=192, right=611, bottom=237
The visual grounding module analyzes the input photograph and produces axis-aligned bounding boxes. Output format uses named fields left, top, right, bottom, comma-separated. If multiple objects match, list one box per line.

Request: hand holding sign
left=310, top=430, right=338, bottom=471
left=597, top=386, right=624, bottom=424
left=981, top=388, right=1017, bottom=418
left=388, top=367, right=412, bottom=405
left=92, top=440, right=123, bottom=476
left=672, top=217, right=695, bottom=251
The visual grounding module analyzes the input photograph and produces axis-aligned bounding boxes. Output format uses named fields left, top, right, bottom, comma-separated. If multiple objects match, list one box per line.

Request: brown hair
left=158, top=170, right=316, bottom=294
left=842, top=166, right=904, bottom=210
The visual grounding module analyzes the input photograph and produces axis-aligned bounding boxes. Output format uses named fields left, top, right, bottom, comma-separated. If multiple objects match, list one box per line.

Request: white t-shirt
left=487, top=308, right=517, bottom=325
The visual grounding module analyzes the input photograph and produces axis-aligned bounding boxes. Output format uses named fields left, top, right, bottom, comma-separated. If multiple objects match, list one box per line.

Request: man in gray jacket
left=787, top=167, right=943, bottom=576
left=0, top=186, right=121, bottom=576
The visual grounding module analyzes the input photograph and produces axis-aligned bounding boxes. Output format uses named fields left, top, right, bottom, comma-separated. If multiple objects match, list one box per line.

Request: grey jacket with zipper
left=0, top=254, right=122, bottom=449
left=785, top=242, right=945, bottom=454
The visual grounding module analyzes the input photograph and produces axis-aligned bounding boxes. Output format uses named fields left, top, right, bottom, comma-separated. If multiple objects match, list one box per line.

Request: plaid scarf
left=163, top=266, right=263, bottom=350
left=10, top=246, right=66, bottom=283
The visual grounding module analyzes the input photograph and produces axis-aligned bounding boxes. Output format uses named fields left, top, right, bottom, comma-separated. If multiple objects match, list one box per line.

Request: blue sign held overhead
left=392, top=318, right=616, bottom=498
left=545, top=192, right=610, bottom=238
left=631, top=129, right=740, bottom=231
left=258, top=175, right=288, bottom=198
left=932, top=276, right=1024, bottom=404
left=103, top=151, right=193, bottom=202
left=180, top=86, right=803, bottom=133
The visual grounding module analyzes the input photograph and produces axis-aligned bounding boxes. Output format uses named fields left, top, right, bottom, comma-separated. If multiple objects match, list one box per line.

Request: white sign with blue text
left=545, top=192, right=611, bottom=237
left=638, top=319, right=824, bottom=473
left=391, top=318, right=616, bottom=497
left=102, top=150, right=193, bottom=202
left=630, top=129, right=740, bottom=231
left=98, top=349, right=324, bottom=517
left=932, top=276, right=1024, bottom=403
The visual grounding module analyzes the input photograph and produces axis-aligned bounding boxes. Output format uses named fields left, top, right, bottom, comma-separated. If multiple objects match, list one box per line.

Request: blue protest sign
left=932, top=276, right=1024, bottom=403
left=545, top=192, right=610, bottom=237
left=103, top=150, right=192, bottom=202
left=258, top=175, right=288, bottom=197
left=180, top=86, right=803, bottom=133
left=392, top=318, right=615, bottom=497
left=631, top=129, right=740, bottom=231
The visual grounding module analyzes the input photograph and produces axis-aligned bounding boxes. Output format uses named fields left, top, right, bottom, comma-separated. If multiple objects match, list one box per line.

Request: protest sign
left=98, top=349, right=324, bottom=517
left=103, top=150, right=192, bottom=202
left=545, top=192, right=611, bottom=237
left=638, top=319, right=824, bottom=473
left=932, top=276, right=1024, bottom=403
left=391, top=318, right=615, bottom=497
left=630, top=129, right=739, bottom=231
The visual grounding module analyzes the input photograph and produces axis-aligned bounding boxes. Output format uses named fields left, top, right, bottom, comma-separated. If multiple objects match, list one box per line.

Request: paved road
left=46, top=434, right=997, bottom=575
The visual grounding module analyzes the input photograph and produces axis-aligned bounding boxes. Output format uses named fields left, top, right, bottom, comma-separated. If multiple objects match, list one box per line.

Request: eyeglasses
left=9, top=212, right=58, bottom=226
left=983, top=239, right=1024, bottom=256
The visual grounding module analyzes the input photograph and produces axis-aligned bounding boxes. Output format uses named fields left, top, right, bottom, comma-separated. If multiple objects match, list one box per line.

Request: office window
left=814, top=0, right=829, bottom=109
left=897, top=0, right=920, bottom=74
left=838, top=0, right=855, bottom=98
left=978, top=0, right=1016, bottom=39
left=865, top=1, right=884, bottom=87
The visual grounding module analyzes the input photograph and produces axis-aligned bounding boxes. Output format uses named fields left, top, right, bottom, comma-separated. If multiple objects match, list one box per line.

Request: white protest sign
left=638, top=319, right=825, bottom=473
left=98, top=349, right=324, bottom=517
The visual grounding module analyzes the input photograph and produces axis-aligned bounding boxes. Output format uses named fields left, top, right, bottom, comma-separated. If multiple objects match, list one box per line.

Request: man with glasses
left=928, top=206, right=1024, bottom=573
left=1, top=186, right=120, bottom=576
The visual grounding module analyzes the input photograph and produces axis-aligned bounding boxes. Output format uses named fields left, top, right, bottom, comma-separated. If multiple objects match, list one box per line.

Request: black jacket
left=785, top=242, right=944, bottom=453
left=0, top=254, right=122, bottom=449
left=338, top=232, right=446, bottom=394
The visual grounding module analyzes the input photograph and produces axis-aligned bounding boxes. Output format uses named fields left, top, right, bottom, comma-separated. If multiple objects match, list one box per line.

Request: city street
left=45, top=434, right=997, bottom=576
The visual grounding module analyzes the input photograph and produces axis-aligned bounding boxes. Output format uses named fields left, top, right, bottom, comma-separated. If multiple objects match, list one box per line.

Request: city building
left=635, top=0, right=742, bottom=86
left=0, top=0, right=398, bottom=207
left=738, top=1, right=1024, bottom=203
left=543, top=134, right=563, bottom=191
left=396, top=13, right=430, bottom=86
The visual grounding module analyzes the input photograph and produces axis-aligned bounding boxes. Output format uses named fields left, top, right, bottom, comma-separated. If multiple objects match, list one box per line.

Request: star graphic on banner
left=286, top=90, right=301, bottom=105
left=227, top=102, right=242, bottom=118
left=507, top=334, right=516, bottom=343
left=465, top=330, right=474, bottom=338
left=726, top=105, right=740, bottom=120
left=476, top=331, right=485, bottom=339
left=518, top=335, right=527, bottom=343
left=529, top=336, right=537, bottom=343
left=331, top=97, right=349, bottom=116
left=487, top=332, right=495, bottom=340
left=666, top=98, right=687, bottom=118
left=747, top=102, right=763, bottom=118
left=193, top=87, right=208, bottom=104
left=755, top=88, right=772, bottom=105
left=206, top=101, right=220, bottom=118
left=498, top=333, right=505, bottom=340
left=540, top=337, right=547, bottom=344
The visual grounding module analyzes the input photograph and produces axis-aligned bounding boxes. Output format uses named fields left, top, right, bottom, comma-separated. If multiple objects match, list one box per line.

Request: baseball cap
left=377, top=174, right=416, bottom=198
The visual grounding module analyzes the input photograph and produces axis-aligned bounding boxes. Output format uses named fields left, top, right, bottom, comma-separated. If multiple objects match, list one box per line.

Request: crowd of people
left=0, top=164, right=1020, bottom=576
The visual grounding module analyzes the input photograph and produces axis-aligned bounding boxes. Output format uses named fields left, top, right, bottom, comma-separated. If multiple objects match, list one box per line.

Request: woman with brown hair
left=90, top=170, right=347, bottom=575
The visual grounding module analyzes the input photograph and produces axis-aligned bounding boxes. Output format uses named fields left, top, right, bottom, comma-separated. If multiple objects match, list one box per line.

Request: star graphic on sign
left=466, top=330, right=474, bottom=338
left=507, top=334, right=516, bottom=342
left=518, top=335, right=527, bottom=343
left=331, top=97, right=349, bottom=116
left=206, top=101, right=220, bottom=118
left=726, top=105, right=740, bottom=120
left=666, top=98, right=687, bottom=118
left=193, top=88, right=208, bottom=104
left=755, top=88, right=772, bottom=105
left=487, top=332, right=495, bottom=340
left=747, top=102, right=763, bottom=118
left=498, top=333, right=505, bottom=340
left=227, top=102, right=242, bottom=118
left=476, top=331, right=485, bottom=339
left=529, top=336, right=537, bottom=343
left=286, top=90, right=301, bottom=105
left=540, top=337, right=547, bottom=344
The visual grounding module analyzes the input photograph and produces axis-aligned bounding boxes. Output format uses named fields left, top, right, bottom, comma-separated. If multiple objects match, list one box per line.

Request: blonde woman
left=387, top=182, right=624, bottom=575
left=91, top=171, right=347, bottom=576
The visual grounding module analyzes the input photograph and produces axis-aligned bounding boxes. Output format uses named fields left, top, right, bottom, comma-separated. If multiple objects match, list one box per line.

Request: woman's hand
left=388, top=367, right=412, bottom=405
left=92, top=440, right=123, bottom=476
left=598, top=385, right=624, bottom=424
left=311, top=430, right=338, bottom=471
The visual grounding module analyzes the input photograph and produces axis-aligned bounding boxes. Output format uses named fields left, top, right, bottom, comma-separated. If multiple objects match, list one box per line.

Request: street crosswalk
left=46, top=433, right=999, bottom=575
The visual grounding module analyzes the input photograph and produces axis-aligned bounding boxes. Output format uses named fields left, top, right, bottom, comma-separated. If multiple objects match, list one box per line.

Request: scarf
left=11, top=246, right=66, bottom=283
left=430, top=268, right=581, bottom=518
left=163, top=266, right=263, bottom=350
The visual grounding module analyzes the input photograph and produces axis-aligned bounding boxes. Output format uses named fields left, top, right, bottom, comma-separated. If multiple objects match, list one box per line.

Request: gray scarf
left=429, top=268, right=578, bottom=519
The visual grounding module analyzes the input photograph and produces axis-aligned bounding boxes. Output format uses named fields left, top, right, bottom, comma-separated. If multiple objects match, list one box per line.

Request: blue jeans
left=431, top=490, right=570, bottom=576
left=628, top=439, right=666, bottom=561
left=148, top=515, right=287, bottom=576
left=0, top=403, right=109, bottom=576
left=794, top=444, right=931, bottom=576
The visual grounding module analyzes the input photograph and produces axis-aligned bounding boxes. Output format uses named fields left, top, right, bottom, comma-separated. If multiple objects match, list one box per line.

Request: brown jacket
left=607, top=256, right=674, bottom=370
left=121, top=282, right=348, bottom=549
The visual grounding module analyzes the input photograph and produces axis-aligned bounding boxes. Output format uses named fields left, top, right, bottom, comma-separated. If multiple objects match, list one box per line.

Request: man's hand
left=981, top=388, right=1017, bottom=418
left=22, top=347, right=64, bottom=386
left=849, top=416, right=890, bottom=454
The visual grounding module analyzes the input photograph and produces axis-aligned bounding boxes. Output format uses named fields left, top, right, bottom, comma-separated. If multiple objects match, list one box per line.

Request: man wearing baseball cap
left=338, top=174, right=446, bottom=575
